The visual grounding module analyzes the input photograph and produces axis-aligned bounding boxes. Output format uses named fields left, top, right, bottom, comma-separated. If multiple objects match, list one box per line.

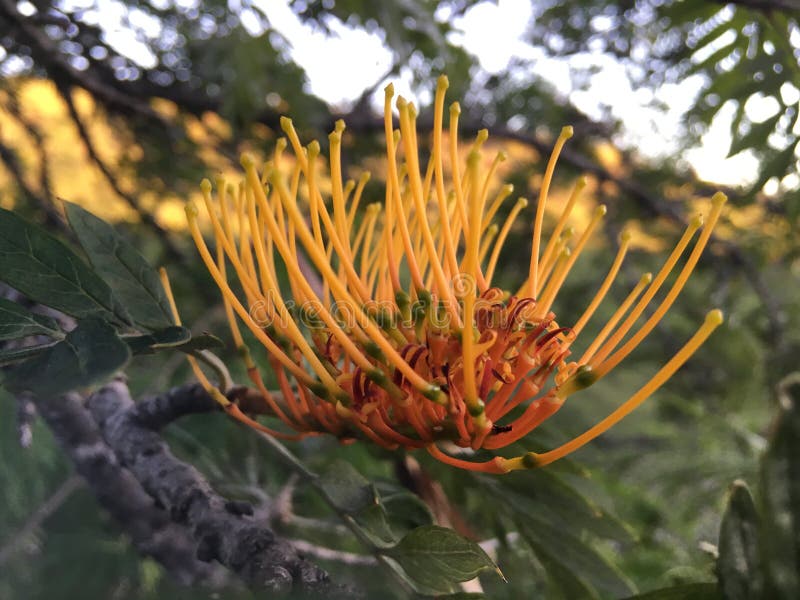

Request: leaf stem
left=189, top=349, right=233, bottom=392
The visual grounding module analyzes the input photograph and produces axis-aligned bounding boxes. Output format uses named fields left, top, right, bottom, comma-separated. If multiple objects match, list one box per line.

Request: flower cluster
left=184, top=75, right=725, bottom=473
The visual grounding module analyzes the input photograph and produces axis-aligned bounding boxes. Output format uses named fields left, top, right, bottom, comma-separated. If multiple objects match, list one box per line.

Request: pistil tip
left=706, top=309, right=724, bottom=326
left=240, top=152, right=255, bottom=169
left=690, top=213, right=704, bottom=228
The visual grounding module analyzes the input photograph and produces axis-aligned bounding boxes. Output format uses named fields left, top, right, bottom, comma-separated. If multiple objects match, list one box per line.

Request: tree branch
left=0, top=0, right=164, bottom=124
left=0, top=135, right=64, bottom=231
left=86, top=379, right=357, bottom=598
left=29, top=387, right=221, bottom=586
left=3, top=87, right=56, bottom=208
left=131, top=381, right=272, bottom=430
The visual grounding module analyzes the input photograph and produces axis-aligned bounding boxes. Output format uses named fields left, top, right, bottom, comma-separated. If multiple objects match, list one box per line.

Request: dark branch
left=0, top=136, right=64, bottom=231
left=4, top=87, right=56, bottom=207
left=55, top=83, right=188, bottom=265
left=131, top=381, right=271, bottom=430
left=29, top=388, right=220, bottom=586
left=86, top=379, right=357, bottom=598
left=0, top=0, right=164, bottom=123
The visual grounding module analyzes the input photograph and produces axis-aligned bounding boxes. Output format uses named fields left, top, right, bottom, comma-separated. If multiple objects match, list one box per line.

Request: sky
left=16, top=0, right=771, bottom=188
left=256, top=0, right=761, bottom=187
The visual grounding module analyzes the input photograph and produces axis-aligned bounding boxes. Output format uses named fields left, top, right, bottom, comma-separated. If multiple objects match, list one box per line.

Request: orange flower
left=183, top=75, right=725, bottom=473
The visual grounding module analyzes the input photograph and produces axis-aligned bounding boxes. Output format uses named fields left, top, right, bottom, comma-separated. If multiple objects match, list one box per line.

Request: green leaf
left=687, top=26, right=740, bottom=76
left=353, top=504, right=399, bottom=548
left=495, top=469, right=634, bottom=542
left=124, top=326, right=192, bottom=355
left=520, top=516, right=635, bottom=598
left=382, top=492, right=436, bottom=534
left=759, top=373, right=800, bottom=596
left=386, top=525, right=500, bottom=595
left=179, top=332, right=225, bottom=352
left=0, top=298, right=63, bottom=341
left=0, top=207, right=130, bottom=326
left=381, top=555, right=457, bottom=596
left=316, top=459, right=378, bottom=514
left=659, top=3, right=718, bottom=24
left=532, top=542, right=600, bottom=600
left=621, top=582, right=720, bottom=599
left=64, top=202, right=174, bottom=330
left=728, top=112, right=781, bottom=158
left=2, top=318, right=132, bottom=396
left=0, top=342, right=58, bottom=366
left=718, top=480, right=763, bottom=599
left=750, top=140, right=799, bottom=194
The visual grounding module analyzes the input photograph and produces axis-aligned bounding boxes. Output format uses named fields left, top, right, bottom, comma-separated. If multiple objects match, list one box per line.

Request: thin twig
left=0, top=476, right=82, bottom=566
left=15, top=393, right=36, bottom=448
left=0, top=135, right=64, bottom=230
left=286, top=539, right=377, bottom=566
left=3, top=87, right=55, bottom=207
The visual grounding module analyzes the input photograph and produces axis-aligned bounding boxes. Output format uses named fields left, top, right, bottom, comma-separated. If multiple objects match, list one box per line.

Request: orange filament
left=183, top=74, right=726, bottom=473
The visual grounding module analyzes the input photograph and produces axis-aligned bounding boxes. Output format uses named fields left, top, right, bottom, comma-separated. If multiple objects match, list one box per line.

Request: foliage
left=527, top=1, right=800, bottom=216
left=0, top=204, right=209, bottom=396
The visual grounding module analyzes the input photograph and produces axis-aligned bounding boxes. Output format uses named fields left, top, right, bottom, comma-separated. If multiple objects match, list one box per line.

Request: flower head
left=184, top=75, right=725, bottom=473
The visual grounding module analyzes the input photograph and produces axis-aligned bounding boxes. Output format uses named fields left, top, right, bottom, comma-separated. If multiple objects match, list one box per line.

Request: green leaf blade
left=64, top=202, right=174, bottom=330
left=718, top=480, right=762, bottom=599
left=382, top=492, right=435, bottom=535
left=2, top=318, right=132, bottom=396
left=386, top=525, right=500, bottom=595
left=622, top=582, right=720, bottom=599
left=0, top=208, right=130, bottom=326
left=0, top=298, right=63, bottom=341
left=0, top=342, right=59, bottom=367
left=520, top=516, right=636, bottom=598
left=124, top=326, right=192, bottom=355
left=317, top=459, right=379, bottom=514
left=759, top=374, right=800, bottom=596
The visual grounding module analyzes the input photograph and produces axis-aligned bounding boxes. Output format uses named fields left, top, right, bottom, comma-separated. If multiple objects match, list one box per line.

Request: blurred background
left=1, top=1, right=799, bottom=598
